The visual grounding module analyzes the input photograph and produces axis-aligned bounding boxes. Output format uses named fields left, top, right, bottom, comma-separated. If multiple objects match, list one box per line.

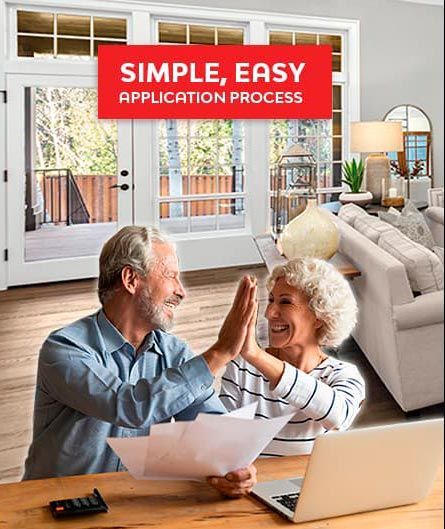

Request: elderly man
left=23, top=226, right=258, bottom=497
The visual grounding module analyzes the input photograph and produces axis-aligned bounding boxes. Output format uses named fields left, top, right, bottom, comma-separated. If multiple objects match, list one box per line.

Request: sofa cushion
left=379, top=200, right=436, bottom=249
left=378, top=230, right=444, bottom=294
left=338, top=203, right=368, bottom=226
left=353, top=215, right=398, bottom=244
left=433, top=246, right=444, bottom=264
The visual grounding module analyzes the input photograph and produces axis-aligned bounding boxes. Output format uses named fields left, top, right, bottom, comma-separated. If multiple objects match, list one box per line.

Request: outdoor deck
left=24, top=215, right=245, bottom=262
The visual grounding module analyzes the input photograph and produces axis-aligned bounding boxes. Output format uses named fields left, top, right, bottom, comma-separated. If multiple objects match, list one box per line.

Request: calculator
left=49, top=488, right=109, bottom=518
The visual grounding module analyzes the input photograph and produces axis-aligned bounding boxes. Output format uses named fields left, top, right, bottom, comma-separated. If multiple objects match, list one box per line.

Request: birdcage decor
left=270, top=143, right=318, bottom=237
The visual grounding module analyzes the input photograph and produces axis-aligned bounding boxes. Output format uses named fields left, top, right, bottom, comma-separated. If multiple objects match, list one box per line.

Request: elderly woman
left=220, top=258, right=365, bottom=456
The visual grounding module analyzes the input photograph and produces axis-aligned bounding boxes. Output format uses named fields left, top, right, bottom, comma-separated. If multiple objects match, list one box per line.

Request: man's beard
left=137, top=285, right=175, bottom=331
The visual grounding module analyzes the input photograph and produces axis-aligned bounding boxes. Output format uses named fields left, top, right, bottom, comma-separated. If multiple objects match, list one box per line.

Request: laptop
left=251, top=418, right=443, bottom=523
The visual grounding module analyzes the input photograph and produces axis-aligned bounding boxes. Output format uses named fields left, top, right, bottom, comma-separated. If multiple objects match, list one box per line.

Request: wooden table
left=0, top=455, right=442, bottom=529
left=255, top=235, right=361, bottom=279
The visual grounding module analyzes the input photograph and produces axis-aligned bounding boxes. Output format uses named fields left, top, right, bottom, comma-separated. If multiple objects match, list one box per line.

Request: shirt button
left=200, top=384, right=207, bottom=391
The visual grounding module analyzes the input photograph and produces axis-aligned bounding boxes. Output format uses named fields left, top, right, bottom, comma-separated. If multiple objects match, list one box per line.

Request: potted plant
left=339, top=159, right=373, bottom=205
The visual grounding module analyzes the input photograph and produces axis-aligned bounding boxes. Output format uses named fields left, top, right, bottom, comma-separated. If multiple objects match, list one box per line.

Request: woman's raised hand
left=215, top=275, right=257, bottom=357
left=204, top=275, right=260, bottom=374
left=240, top=284, right=261, bottom=362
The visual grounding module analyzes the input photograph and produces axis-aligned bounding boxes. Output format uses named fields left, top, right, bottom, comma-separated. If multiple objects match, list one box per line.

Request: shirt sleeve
left=219, top=359, right=243, bottom=412
left=39, top=332, right=219, bottom=429
left=272, top=361, right=365, bottom=431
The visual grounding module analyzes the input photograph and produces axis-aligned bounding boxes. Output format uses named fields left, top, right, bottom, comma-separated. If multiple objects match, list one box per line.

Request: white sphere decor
left=280, top=199, right=340, bottom=260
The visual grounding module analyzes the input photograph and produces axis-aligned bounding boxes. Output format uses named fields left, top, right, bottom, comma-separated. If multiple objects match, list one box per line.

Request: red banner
left=98, top=45, right=332, bottom=119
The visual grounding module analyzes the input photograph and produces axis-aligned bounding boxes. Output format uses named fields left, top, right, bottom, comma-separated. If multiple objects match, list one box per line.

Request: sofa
left=332, top=205, right=444, bottom=412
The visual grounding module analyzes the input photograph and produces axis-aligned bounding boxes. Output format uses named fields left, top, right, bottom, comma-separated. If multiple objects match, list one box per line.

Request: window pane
left=158, top=22, right=187, bottom=43
left=333, top=85, right=342, bottom=110
left=333, top=137, right=342, bottom=161
left=269, top=31, right=292, bottom=45
left=25, top=87, right=119, bottom=261
left=220, top=166, right=244, bottom=190
left=319, top=137, right=332, bottom=161
left=333, top=112, right=342, bottom=136
left=295, top=33, right=317, bottom=45
left=58, top=38, right=90, bottom=57
left=57, top=14, right=90, bottom=37
left=94, top=40, right=124, bottom=56
left=333, top=162, right=342, bottom=186
left=332, top=54, right=341, bottom=72
left=190, top=138, right=216, bottom=175
left=190, top=25, right=215, bottom=44
left=298, top=119, right=317, bottom=136
left=18, top=11, right=53, bottom=34
left=318, top=163, right=332, bottom=188
left=190, top=200, right=217, bottom=232
left=219, top=199, right=245, bottom=230
left=189, top=120, right=217, bottom=137
left=217, top=27, right=243, bottom=45
left=159, top=202, right=189, bottom=233
left=18, top=35, right=53, bottom=57
left=94, top=17, right=126, bottom=39
left=319, top=120, right=332, bottom=136
left=319, top=34, right=341, bottom=53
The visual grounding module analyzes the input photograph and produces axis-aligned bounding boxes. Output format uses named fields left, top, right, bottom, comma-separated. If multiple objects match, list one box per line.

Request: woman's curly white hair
left=267, top=258, right=358, bottom=347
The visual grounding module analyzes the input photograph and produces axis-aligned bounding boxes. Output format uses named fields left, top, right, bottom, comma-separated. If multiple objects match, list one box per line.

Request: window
left=156, top=20, right=245, bottom=234
left=158, top=22, right=244, bottom=45
left=385, top=105, right=432, bottom=178
left=17, top=10, right=127, bottom=58
left=268, top=29, right=346, bottom=199
left=269, top=30, right=342, bottom=72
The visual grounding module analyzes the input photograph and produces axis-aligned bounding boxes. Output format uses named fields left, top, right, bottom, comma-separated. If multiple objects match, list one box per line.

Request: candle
left=388, top=187, right=397, bottom=198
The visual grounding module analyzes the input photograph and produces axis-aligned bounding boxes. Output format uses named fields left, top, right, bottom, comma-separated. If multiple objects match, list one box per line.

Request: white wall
left=155, top=0, right=444, bottom=186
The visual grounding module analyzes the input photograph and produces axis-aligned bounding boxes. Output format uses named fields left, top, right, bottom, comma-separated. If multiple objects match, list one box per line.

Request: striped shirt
left=220, top=356, right=365, bottom=456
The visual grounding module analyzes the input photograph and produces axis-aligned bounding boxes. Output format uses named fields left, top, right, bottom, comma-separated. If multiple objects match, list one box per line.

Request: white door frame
left=6, top=74, right=133, bottom=286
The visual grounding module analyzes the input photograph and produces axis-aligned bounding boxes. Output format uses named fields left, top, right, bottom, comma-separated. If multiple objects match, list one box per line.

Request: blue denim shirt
left=23, top=310, right=226, bottom=480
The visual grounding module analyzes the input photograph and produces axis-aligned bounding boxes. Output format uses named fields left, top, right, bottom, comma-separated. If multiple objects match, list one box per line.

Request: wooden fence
left=43, top=174, right=235, bottom=224
left=159, top=174, right=233, bottom=218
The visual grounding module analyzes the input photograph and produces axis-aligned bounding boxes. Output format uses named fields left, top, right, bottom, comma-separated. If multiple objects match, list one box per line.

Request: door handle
left=109, top=183, right=130, bottom=191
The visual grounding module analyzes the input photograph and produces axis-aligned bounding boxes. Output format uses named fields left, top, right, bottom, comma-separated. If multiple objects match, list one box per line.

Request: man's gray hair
left=98, top=225, right=171, bottom=305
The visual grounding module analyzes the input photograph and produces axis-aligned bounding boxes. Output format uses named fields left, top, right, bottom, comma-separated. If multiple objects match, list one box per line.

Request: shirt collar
left=97, top=309, right=158, bottom=355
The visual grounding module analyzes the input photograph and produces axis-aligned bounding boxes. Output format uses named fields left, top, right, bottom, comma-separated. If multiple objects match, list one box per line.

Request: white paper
left=107, top=404, right=293, bottom=481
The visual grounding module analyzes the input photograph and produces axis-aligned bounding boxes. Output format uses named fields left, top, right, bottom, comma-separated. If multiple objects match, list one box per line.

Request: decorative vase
left=339, top=191, right=373, bottom=206
left=280, top=198, right=340, bottom=260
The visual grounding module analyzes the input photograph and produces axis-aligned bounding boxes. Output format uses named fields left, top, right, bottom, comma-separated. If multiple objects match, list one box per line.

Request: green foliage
left=35, top=87, right=117, bottom=175
left=342, top=158, right=364, bottom=193
left=159, top=120, right=239, bottom=175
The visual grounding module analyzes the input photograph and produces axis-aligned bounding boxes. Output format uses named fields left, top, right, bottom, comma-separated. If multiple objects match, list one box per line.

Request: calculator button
left=55, top=506, right=65, bottom=512
left=64, top=500, right=74, bottom=510
left=80, top=498, right=90, bottom=507
left=88, top=496, right=99, bottom=506
left=72, top=499, right=81, bottom=508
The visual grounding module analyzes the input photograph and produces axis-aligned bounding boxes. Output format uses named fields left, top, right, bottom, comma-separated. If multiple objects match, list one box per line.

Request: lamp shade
left=350, top=121, right=403, bottom=153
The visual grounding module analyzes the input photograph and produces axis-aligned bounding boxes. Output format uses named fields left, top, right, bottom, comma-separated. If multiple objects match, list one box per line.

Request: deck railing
left=38, top=172, right=240, bottom=224
left=39, top=169, right=91, bottom=225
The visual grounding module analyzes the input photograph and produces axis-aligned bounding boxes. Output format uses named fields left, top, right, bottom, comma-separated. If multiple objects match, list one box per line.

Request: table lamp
left=350, top=121, right=403, bottom=204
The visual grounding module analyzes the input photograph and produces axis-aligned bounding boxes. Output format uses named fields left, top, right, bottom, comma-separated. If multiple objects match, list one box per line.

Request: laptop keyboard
left=272, top=492, right=300, bottom=511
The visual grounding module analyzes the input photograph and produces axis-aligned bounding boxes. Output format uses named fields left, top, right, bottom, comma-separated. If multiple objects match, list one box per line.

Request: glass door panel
left=7, top=75, right=132, bottom=285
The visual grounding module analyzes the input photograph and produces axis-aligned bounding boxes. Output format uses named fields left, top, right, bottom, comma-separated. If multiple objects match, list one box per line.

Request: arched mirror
left=383, top=105, right=433, bottom=184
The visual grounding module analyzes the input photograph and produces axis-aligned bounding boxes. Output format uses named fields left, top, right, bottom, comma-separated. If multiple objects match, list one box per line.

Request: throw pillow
left=378, top=230, right=444, bottom=294
left=338, top=203, right=368, bottom=226
left=379, top=200, right=436, bottom=250
left=353, top=215, right=398, bottom=244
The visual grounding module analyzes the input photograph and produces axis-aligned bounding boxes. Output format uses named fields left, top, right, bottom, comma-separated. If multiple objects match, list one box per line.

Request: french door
left=6, top=76, right=262, bottom=286
left=6, top=74, right=133, bottom=285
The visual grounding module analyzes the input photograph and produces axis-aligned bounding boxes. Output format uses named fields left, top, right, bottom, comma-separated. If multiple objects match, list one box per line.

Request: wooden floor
left=0, top=265, right=442, bottom=484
